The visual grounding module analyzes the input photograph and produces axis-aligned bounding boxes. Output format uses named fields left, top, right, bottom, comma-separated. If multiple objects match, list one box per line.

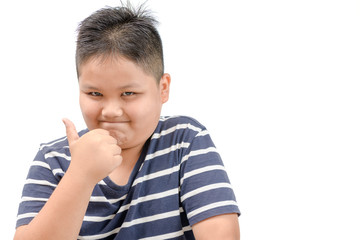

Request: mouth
left=98, top=121, right=129, bottom=145
left=99, top=120, right=130, bottom=130
left=99, top=120, right=130, bottom=125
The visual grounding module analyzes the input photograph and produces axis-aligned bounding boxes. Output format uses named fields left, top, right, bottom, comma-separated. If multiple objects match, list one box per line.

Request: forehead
left=77, top=53, right=160, bottom=82
left=78, top=55, right=138, bottom=74
left=78, top=55, right=158, bottom=87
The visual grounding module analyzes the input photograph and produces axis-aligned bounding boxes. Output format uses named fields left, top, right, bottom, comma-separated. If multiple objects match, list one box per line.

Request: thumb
left=62, top=118, right=80, bottom=144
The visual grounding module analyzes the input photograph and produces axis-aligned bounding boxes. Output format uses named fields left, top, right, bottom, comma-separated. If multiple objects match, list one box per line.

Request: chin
left=107, top=130, right=128, bottom=145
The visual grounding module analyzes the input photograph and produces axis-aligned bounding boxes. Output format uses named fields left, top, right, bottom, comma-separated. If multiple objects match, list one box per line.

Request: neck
left=121, top=143, right=144, bottom=164
left=108, top=144, right=144, bottom=186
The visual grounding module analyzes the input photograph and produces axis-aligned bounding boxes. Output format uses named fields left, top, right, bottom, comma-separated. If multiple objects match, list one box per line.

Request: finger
left=106, top=136, right=118, bottom=145
left=62, top=118, right=80, bottom=144
left=110, top=145, right=122, bottom=156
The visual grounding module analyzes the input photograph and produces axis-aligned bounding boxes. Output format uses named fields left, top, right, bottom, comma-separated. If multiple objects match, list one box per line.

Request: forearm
left=14, top=121, right=122, bottom=240
left=14, top=168, right=95, bottom=240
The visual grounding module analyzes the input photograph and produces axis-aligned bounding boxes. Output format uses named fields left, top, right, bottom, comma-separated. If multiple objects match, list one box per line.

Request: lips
left=100, top=121, right=130, bottom=128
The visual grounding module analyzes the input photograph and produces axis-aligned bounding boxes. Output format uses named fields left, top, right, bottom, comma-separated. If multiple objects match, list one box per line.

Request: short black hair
left=76, top=3, right=164, bottom=81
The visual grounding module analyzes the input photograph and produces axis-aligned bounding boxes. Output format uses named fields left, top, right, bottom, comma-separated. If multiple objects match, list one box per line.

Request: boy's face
left=78, top=56, right=170, bottom=151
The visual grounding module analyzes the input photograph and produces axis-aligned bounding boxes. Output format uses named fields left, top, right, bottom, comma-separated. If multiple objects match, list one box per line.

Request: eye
left=88, top=92, right=103, bottom=97
left=122, top=92, right=135, bottom=96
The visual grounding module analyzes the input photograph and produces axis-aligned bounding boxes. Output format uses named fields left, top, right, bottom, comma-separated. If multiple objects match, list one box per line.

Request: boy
left=15, top=3, right=240, bottom=239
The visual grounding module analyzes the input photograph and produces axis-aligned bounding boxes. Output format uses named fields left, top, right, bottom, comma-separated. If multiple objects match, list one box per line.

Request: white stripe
left=78, top=227, right=120, bottom=240
left=31, top=161, right=50, bottom=170
left=152, top=124, right=202, bottom=139
left=39, top=137, right=67, bottom=150
left=180, top=165, right=225, bottom=185
left=187, top=200, right=238, bottom=219
left=183, top=225, right=192, bottom=232
left=83, top=214, right=115, bottom=222
left=122, top=210, right=179, bottom=228
left=17, top=212, right=38, bottom=221
left=116, top=188, right=177, bottom=215
left=52, top=168, right=64, bottom=176
left=117, top=188, right=179, bottom=214
left=152, top=124, right=188, bottom=139
left=180, top=147, right=218, bottom=163
left=44, top=151, right=71, bottom=161
left=138, top=226, right=192, bottom=240
left=31, top=161, right=64, bottom=176
left=20, top=191, right=124, bottom=205
left=145, top=142, right=190, bottom=161
left=98, top=180, right=106, bottom=185
left=196, top=130, right=209, bottom=137
left=25, top=179, right=57, bottom=188
left=20, top=196, right=48, bottom=202
left=181, top=183, right=233, bottom=202
left=159, top=115, right=180, bottom=121
left=89, top=194, right=127, bottom=204
left=132, top=165, right=180, bottom=187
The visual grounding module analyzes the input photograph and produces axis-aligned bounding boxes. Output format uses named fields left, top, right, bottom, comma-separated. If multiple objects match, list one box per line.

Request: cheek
left=80, top=98, right=100, bottom=125
left=129, top=97, right=162, bottom=120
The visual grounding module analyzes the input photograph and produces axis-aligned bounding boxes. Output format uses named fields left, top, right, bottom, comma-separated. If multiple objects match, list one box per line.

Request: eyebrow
left=118, top=83, right=142, bottom=89
left=80, top=84, right=98, bottom=90
left=80, top=83, right=142, bottom=90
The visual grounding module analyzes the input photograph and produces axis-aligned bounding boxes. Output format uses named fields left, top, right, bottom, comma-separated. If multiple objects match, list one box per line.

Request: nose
left=101, top=100, right=123, bottom=119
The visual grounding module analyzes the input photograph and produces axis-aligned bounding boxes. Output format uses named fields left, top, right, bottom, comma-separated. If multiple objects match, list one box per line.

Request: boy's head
left=75, top=4, right=170, bottom=151
left=76, top=4, right=164, bottom=82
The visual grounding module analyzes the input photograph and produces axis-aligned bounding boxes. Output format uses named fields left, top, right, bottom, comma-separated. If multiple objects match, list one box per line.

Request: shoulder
left=159, top=115, right=205, bottom=126
left=159, top=115, right=204, bottom=124
left=32, top=129, right=89, bottom=172
left=147, top=116, right=211, bottom=155
left=38, top=129, right=88, bottom=153
left=154, top=115, right=207, bottom=136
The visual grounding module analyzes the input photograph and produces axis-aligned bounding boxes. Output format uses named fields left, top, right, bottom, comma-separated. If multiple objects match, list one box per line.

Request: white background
left=1, top=0, right=359, bottom=239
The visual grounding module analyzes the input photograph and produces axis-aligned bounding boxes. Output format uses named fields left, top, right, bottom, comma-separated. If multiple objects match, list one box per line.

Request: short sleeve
left=16, top=148, right=62, bottom=228
left=179, top=128, right=240, bottom=226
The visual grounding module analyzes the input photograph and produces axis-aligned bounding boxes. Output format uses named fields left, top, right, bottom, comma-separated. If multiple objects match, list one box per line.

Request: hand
left=62, top=118, right=123, bottom=185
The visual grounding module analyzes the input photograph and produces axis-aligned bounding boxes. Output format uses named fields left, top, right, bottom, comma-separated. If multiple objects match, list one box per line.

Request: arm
left=178, top=124, right=241, bottom=240
left=14, top=167, right=95, bottom=240
left=14, top=119, right=122, bottom=240
left=192, top=213, right=240, bottom=240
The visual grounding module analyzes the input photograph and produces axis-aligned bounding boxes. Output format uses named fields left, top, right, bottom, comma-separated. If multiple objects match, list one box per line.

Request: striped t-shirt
left=16, top=116, right=240, bottom=239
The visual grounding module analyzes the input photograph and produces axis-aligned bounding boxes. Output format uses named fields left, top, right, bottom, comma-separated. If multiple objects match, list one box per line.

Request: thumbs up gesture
left=62, top=118, right=123, bottom=185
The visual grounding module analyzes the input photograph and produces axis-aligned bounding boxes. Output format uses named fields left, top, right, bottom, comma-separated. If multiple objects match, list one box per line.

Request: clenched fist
left=62, top=118, right=123, bottom=185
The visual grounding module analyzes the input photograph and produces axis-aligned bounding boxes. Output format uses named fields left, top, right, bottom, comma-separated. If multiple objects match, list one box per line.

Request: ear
left=159, top=73, right=171, bottom=103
